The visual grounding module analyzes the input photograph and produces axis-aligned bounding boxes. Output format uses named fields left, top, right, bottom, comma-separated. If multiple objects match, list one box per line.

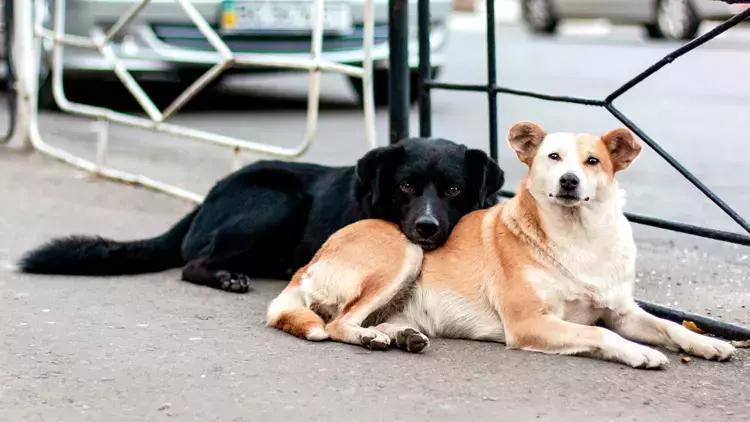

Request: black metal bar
left=494, top=86, right=605, bottom=106
left=417, top=0, right=432, bottom=138
left=388, top=0, right=410, bottom=144
left=426, top=81, right=606, bottom=106
left=498, top=190, right=750, bottom=246
left=605, top=7, right=750, bottom=104
left=426, top=81, right=489, bottom=92
left=607, top=104, right=750, bottom=235
left=625, top=213, right=750, bottom=246
left=2, top=0, right=16, bottom=143
left=637, top=300, right=750, bottom=341
left=485, top=0, right=498, bottom=160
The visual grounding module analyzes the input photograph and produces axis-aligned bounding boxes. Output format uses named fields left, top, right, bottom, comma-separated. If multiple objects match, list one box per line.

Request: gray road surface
left=1, top=19, right=749, bottom=421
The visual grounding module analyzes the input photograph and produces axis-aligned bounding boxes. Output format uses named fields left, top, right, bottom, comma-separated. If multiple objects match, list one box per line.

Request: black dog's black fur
left=20, top=138, right=503, bottom=293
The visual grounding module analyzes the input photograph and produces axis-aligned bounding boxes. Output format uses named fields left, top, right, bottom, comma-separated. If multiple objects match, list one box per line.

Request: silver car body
left=49, top=0, right=452, bottom=78
left=550, top=0, right=739, bottom=23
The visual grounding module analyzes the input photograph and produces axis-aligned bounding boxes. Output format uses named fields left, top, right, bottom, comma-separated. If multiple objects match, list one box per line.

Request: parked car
left=34, top=0, right=452, bottom=107
left=520, top=0, right=745, bottom=40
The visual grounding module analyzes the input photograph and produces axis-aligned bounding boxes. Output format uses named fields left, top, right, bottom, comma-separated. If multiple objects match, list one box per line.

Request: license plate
left=221, top=1, right=353, bottom=34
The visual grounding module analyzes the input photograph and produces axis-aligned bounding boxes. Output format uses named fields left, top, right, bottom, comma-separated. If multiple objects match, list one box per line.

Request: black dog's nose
left=415, top=216, right=439, bottom=238
left=559, top=173, right=579, bottom=191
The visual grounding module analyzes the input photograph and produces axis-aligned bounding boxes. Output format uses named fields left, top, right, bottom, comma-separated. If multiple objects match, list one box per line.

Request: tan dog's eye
left=445, top=185, right=462, bottom=197
left=548, top=152, right=561, bottom=161
left=399, top=181, right=415, bottom=194
left=585, top=157, right=600, bottom=166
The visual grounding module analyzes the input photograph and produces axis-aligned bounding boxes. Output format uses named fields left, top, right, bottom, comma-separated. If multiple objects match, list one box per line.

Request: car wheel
left=655, top=0, right=700, bottom=40
left=36, top=51, right=58, bottom=110
left=521, top=0, right=558, bottom=34
left=350, top=68, right=436, bottom=108
left=643, top=23, right=665, bottom=39
left=37, top=73, right=57, bottom=110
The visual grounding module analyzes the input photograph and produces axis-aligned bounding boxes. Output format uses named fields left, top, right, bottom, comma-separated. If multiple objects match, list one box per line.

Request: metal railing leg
left=2, top=0, right=16, bottom=143
left=417, top=0, right=432, bottom=138
left=4, top=0, right=38, bottom=149
left=388, top=0, right=410, bottom=144
left=485, top=0, right=498, bottom=161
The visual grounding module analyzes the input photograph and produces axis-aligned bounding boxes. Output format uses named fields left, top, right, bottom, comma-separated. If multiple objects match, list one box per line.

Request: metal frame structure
left=389, top=0, right=750, bottom=339
left=5, top=0, right=377, bottom=203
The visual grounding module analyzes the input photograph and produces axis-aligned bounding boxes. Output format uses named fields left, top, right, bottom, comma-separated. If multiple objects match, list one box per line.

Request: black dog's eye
left=399, top=181, right=415, bottom=194
left=548, top=152, right=561, bottom=161
left=585, top=156, right=600, bottom=166
left=445, top=185, right=462, bottom=197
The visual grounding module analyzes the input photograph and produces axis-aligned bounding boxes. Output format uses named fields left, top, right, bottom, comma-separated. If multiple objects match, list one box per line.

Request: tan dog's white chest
left=526, top=207, right=637, bottom=323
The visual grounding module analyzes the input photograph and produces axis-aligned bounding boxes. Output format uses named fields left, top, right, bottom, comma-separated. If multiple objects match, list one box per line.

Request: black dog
left=20, top=138, right=503, bottom=293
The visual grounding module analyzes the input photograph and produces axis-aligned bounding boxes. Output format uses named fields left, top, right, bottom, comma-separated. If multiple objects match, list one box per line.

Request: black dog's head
left=356, top=138, right=504, bottom=249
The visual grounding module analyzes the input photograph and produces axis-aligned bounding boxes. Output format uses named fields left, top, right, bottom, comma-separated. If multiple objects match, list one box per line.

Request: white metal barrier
left=7, top=0, right=377, bottom=203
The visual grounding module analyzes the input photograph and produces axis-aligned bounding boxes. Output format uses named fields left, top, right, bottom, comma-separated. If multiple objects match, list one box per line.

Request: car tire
left=350, top=68, right=437, bottom=108
left=655, top=0, right=700, bottom=40
left=36, top=51, right=58, bottom=110
left=643, top=23, right=665, bottom=39
left=37, top=73, right=57, bottom=110
left=521, top=0, right=558, bottom=34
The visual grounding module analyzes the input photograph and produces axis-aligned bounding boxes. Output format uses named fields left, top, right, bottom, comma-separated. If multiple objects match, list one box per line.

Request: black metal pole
left=607, top=103, right=750, bottom=235
left=388, top=0, right=410, bottom=144
left=2, top=0, right=16, bottom=143
left=417, top=0, right=431, bottom=138
left=637, top=300, right=750, bottom=340
left=485, top=0, right=498, bottom=160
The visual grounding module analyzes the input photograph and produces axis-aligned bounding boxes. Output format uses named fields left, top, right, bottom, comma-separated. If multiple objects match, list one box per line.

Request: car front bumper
left=51, top=0, right=451, bottom=77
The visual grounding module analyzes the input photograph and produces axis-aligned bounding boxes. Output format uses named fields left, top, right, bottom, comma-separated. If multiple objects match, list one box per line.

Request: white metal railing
left=7, top=0, right=377, bottom=203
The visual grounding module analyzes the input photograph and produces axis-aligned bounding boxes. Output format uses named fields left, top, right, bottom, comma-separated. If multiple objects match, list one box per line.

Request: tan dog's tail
left=267, top=277, right=328, bottom=341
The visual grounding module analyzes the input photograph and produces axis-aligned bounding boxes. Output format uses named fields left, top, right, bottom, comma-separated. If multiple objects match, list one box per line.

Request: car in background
left=35, top=0, right=452, bottom=107
left=520, top=0, right=746, bottom=40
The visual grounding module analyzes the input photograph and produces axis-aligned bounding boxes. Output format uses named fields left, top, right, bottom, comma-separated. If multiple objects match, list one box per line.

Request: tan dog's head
left=508, top=121, right=641, bottom=207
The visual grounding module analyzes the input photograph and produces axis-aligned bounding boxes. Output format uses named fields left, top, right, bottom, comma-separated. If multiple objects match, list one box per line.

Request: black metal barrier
left=2, top=0, right=16, bottom=143
left=388, top=0, right=750, bottom=339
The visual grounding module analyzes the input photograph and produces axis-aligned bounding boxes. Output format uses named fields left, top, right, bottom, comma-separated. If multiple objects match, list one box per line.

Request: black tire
left=36, top=52, right=58, bottom=110
left=655, top=0, right=700, bottom=40
left=521, top=0, right=558, bottom=34
left=350, top=68, right=435, bottom=108
left=644, top=23, right=665, bottom=39
left=37, top=71, right=58, bottom=110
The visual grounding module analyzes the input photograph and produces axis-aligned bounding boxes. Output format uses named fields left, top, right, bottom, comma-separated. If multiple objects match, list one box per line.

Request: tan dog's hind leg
left=326, top=241, right=423, bottom=351
left=506, top=315, right=669, bottom=369
left=604, top=304, right=736, bottom=361
left=326, top=272, right=421, bottom=350
left=267, top=268, right=328, bottom=341
left=270, top=220, right=423, bottom=350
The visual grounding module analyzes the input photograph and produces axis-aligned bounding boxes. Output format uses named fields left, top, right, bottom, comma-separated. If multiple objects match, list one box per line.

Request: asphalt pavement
left=1, top=17, right=750, bottom=421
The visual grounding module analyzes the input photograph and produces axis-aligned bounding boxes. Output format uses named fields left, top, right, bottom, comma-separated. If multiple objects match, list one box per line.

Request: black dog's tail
left=19, top=209, right=198, bottom=275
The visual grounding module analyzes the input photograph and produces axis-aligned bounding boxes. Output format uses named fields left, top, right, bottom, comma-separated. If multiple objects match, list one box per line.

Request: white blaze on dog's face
left=507, top=121, right=642, bottom=207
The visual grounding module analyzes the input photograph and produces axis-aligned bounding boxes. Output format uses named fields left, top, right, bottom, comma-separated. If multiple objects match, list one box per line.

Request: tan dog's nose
left=559, top=173, right=579, bottom=191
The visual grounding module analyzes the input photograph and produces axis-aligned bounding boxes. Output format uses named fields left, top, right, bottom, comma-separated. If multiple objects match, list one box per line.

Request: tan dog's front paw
left=619, top=343, right=669, bottom=369
left=681, top=335, right=735, bottom=361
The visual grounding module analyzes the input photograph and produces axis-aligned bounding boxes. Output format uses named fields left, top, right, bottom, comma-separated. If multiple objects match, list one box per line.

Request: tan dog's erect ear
left=508, top=121, right=546, bottom=165
left=602, top=128, right=642, bottom=172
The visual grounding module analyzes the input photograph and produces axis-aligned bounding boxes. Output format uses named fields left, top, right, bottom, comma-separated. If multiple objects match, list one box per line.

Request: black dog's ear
left=355, top=144, right=405, bottom=215
left=465, top=149, right=504, bottom=208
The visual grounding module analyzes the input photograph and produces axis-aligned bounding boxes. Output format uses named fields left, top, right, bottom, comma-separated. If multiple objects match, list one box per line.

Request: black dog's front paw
left=215, top=271, right=253, bottom=293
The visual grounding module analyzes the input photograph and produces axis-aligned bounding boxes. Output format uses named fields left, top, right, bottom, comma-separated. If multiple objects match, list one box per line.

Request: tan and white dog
left=267, top=122, right=735, bottom=368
